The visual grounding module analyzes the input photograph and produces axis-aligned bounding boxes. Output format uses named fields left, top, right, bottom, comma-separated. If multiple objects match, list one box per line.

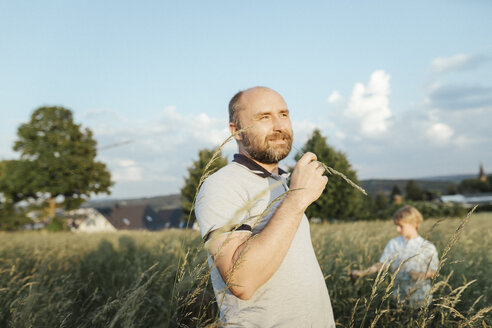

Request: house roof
left=157, top=208, right=182, bottom=228
left=96, top=204, right=166, bottom=231
left=440, top=193, right=492, bottom=204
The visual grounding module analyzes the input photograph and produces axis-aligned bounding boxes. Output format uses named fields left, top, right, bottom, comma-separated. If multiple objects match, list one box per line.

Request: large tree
left=405, top=180, right=423, bottom=201
left=295, top=129, right=364, bottom=220
left=11, top=106, right=112, bottom=218
left=180, top=148, right=228, bottom=225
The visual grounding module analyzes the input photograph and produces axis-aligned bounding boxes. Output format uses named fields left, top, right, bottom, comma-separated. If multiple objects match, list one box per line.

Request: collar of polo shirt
left=233, top=154, right=289, bottom=179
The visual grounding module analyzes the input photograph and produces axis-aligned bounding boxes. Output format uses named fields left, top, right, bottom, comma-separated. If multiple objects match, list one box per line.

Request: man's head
left=228, top=87, right=293, bottom=164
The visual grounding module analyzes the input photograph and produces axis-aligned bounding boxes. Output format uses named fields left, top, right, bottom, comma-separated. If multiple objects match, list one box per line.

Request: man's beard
left=241, top=129, right=293, bottom=164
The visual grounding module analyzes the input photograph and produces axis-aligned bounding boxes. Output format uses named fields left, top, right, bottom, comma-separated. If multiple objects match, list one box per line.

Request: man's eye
left=260, top=115, right=269, bottom=120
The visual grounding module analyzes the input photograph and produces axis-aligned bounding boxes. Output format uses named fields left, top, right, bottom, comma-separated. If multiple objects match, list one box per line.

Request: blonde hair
left=392, top=205, right=423, bottom=229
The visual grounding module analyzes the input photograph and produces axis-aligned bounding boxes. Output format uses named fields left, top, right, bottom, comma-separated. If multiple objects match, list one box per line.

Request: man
left=195, top=87, right=335, bottom=327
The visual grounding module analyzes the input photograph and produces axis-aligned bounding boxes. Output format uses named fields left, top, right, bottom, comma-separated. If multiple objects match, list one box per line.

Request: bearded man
left=195, top=87, right=335, bottom=327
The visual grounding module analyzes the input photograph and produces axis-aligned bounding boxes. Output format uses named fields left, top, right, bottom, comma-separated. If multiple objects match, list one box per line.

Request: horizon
left=89, top=171, right=483, bottom=201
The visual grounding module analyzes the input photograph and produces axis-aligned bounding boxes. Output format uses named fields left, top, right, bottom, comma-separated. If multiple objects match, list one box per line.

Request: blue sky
left=1, top=0, right=491, bottom=198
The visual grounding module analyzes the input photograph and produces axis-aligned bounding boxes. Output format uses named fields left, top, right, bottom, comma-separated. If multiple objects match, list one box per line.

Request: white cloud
left=344, top=70, right=392, bottom=136
left=426, top=123, right=454, bottom=145
left=432, top=54, right=469, bottom=73
left=111, top=159, right=143, bottom=182
left=158, top=106, right=230, bottom=145
left=118, top=159, right=137, bottom=167
left=327, top=91, right=341, bottom=104
left=454, top=135, right=474, bottom=148
left=80, top=106, right=236, bottom=197
left=431, top=54, right=488, bottom=74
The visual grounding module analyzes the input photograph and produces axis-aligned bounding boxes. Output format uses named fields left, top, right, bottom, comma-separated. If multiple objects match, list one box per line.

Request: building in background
left=68, top=204, right=185, bottom=232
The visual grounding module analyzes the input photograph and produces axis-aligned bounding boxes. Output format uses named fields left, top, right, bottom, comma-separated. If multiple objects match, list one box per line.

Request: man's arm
left=205, top=152, right=327, bottom=300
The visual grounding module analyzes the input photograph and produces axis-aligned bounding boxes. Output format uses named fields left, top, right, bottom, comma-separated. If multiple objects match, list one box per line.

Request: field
left=1, top=212, right=491, bottom=327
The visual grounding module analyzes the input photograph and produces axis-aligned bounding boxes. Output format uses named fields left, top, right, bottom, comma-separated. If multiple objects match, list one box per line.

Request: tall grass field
left=1, top=212, right=491, bottom=327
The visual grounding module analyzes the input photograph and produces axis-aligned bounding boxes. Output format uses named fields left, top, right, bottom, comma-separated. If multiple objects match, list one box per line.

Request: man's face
left=234, top=88, right=293, bottom=164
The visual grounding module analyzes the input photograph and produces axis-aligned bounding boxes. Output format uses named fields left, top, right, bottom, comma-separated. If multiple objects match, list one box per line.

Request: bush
left=0, top=207, right=30, bottom=231
left=45, top=216, right=68, bottom=232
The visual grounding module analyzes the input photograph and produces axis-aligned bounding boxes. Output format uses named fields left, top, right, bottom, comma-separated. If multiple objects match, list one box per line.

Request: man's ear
left=229, top=122, right=242, bottom=141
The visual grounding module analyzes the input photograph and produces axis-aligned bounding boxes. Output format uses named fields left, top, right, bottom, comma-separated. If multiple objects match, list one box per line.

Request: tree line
left=181, top=129, right=466, bottom=224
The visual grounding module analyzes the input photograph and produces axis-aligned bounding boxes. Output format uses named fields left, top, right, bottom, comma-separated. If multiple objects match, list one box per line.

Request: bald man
left=195, top=87, right=335, bottom=327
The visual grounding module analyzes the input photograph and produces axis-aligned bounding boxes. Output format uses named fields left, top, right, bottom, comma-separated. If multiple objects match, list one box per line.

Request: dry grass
left=0, top=213, right=490, bottom=327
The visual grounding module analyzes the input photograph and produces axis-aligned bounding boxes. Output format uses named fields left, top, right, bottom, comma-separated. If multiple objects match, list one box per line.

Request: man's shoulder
left=201, top=162, right=263, bottom=189
left=197, top=163, right=253, bottom=200
left=202, top=162, right=239, bottom=184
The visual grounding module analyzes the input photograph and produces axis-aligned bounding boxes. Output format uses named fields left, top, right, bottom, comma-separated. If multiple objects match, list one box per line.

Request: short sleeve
left=195, top=171, right=252, bottom=241
left=379, top=239, right=396, bottom=265
left=379, top=237, right=402, bottom=265
left=425, top=243, right=439, bottom=271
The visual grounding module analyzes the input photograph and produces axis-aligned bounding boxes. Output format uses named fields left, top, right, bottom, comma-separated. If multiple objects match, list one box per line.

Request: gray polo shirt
left=195, top=154, right=335, bottom=327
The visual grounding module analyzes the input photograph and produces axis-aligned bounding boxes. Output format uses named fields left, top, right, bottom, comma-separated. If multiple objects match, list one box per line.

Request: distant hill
left=83, top=174, right=478, bottom=208
left=360, top=180, right=451, bottom=196
left=418, top=174, right=476, bottom=183
left=85, top=194, right=181, bottom=211
left=360, top=174, right=476, bottom=196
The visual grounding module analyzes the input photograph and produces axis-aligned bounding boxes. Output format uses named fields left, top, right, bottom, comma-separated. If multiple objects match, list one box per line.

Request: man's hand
left=288, top=152, right=328, bottom=212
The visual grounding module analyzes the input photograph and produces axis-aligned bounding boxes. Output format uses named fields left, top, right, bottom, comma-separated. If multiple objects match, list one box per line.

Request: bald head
left=228, top=87, right=285, bottom=128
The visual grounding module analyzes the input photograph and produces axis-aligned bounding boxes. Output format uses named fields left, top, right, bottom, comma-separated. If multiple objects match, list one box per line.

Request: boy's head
left=393, top=205, right=423, bottom=229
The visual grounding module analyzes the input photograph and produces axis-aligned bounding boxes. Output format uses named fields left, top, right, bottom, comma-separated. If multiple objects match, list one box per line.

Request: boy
left=350, top=205, right=439, bottom=307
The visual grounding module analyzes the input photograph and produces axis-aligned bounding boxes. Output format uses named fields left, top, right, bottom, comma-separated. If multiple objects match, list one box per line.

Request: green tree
left=357, top=193, right=374, bottom=219
left=374, top=192, right=388, bottom=211
left=295, top=129, right=364, bottom=220
left=180, top=148, right=228, bottom=225
left=459, top=178, right=492, bottom=193
left=446, top=184, right=458, bottom=195
left=11, top=106, right=112, bottom=218
left=0, top=199, right=23, bottom=231
left=0, top=160, right=37, bottom=230
left=389, top=184, right=402, bottom=203
left=405, top=180, right=423, bottom=201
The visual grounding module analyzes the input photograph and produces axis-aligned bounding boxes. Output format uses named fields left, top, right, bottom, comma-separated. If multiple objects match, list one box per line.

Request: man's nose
left=272, top=115, right=288, bottom=131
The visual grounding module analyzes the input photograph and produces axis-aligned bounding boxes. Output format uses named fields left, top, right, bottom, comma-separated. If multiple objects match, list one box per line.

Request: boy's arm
left=409, top=269, right=437, bottom=281
left=350, top=262, right=383, bottom=280
left=409, top=243, right=439, bottom=281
